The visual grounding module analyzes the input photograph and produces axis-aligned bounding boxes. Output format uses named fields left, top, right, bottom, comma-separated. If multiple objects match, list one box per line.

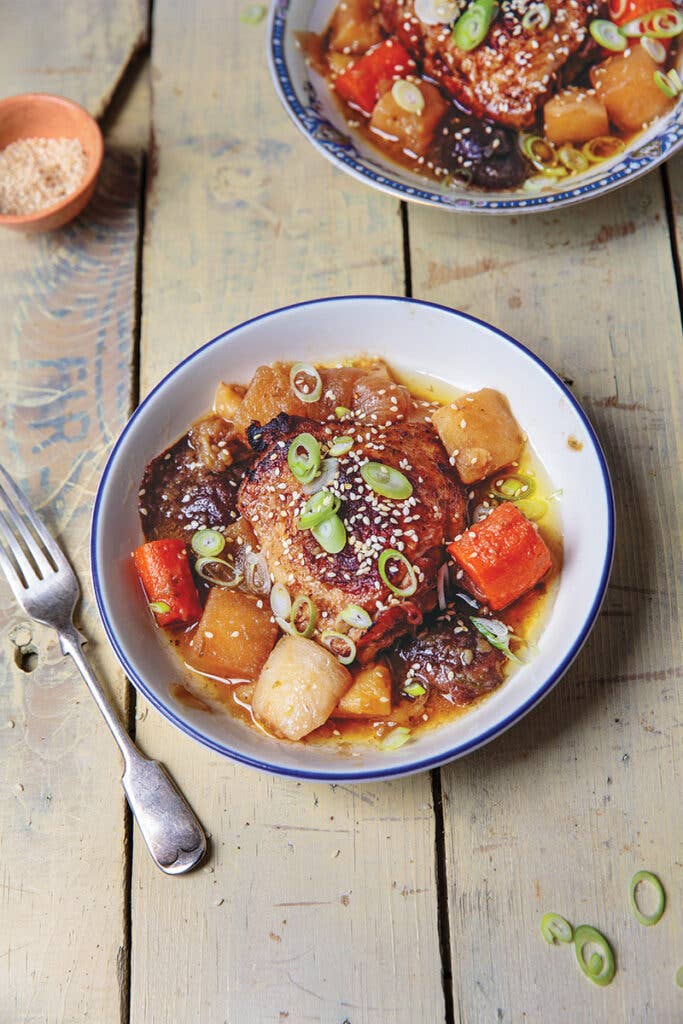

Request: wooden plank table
left=0, top=3, right=680, bottom=1021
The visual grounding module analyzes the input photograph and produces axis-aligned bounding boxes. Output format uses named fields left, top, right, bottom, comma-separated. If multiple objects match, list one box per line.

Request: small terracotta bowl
left=0, top=93, right=104, bottom=233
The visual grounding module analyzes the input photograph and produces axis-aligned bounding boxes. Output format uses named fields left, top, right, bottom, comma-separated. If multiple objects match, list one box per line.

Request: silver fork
left=0, top=464, right=207, bottom=875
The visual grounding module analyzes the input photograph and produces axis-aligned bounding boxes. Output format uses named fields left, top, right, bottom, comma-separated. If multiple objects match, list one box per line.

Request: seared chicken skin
left=238, top=412, right=467, bottom=658
left=380, top=0, right=599, bottom=129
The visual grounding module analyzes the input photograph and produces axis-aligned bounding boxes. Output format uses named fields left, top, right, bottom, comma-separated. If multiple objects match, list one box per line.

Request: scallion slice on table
left=339, top=603, right=372, bottom=629
left=328, top=435, right=354, bottom=457
left=589, top=19, right=627, bottom=50
left=676, top=965, right=683, bottom=988
left=378, top=549, right=418, bottom=597
left=452, top=0, right=499, bottom=51
left=290, top=362, right=322, bottom=403
left=361, top=461, right=413, bottom=500
left=470, top=616, right=521, bottom=663
left=288, top=432, right=321, bottom=483
left=629, top=870, right=666, bottom=926
left=320, top=630, right=356, bottom=664
left=297, top=490, right=341, bottom=530
left=290, top=595, right=317, bottom=638
left=311, top=513, right=347, bottom=554
left=573, top=925, right=616, bottom=986
left=191, top=528, right=225, bottom=557
left=239, top=3, right=266, bottom=24
left=540, top=912, right=573, bottom=945
left=195, top=556, right=242, bottom=587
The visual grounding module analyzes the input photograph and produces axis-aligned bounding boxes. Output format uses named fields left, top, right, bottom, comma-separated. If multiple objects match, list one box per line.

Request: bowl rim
left=0, top=92, right=104, bottom=226
left=91, top=295, right=615, bottom=781
left=267, top=0, right=683, bottom=214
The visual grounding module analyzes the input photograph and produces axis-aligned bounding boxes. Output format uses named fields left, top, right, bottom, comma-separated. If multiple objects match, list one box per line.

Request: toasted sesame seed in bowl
left=92, top=297, right=614, bottom=782
left=0, top=93, right=103, bottom=232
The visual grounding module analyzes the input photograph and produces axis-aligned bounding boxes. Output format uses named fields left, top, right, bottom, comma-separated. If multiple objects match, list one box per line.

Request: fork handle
left=60, top=629, right=207, bottom=875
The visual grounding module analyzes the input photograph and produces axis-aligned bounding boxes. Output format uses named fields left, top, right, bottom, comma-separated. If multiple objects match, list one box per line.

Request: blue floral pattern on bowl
left=268, top=0, right=683, bottom=213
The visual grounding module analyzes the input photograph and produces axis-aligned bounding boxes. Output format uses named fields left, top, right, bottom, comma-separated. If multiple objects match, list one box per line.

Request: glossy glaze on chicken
left=133, top=360, right=560, bottom=750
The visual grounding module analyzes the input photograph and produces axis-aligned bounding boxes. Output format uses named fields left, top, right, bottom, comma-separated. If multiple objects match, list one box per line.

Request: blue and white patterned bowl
left=268, top=0, right=683, bottom=213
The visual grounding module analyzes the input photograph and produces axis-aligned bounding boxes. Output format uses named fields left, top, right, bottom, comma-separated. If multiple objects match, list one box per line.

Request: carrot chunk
left=448, top=503, right=552, bottom=611
left=334, top=39, right=415, bottom=116
left=133, top=538, right=203, bottom=627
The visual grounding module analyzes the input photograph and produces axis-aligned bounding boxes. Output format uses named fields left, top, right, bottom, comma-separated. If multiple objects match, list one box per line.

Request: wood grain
left=408, top=175, right=683, bottom=1020
left=129, top=4, right=446, bottom=1023
left=0, top=151, right=142, bottom=1022
left=4, top=0, right=147, bottom=117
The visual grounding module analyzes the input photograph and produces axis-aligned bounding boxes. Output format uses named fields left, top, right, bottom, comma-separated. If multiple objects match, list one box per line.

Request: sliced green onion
left=522, top=2, right=551, bottom=30
left=582, top=136, right=626, bottom=163
left=290, top=595, right=317, bottom=638
left=361, top=461, right=413, bottom=500
left=195, top=556, right=242, bottom=588
left=290, top=362, right=322, bottom=403
left=302, top=457, right=339, bottom=495
left=270, top=582, right=291, bottom=620
left=629, top=870, right=665, bottom=926
left=328, top=435, right=354, bottom=457
left=415, top=0, right=460, bottom=26
left=541, top=912, right=573, bottom=945
left=452, top=0, right=499, bottom=51
left=491, top=472, right=536, bottom=500
left=589, top=19, right=627, bottom=50
left=275, top=615, right=294, bottom=635
left=622, top=8, right=683, bottom=37
left=676, top=965, right=683, bottom=988
left=403, top=681, right=427, bottom=698
left=391, top=79, right=426, bottom=114
left=287, top=432, right=321, bottom=483
left=557, top=143, right=590, bottom=173
left=378, top=549, right=418, bottom=597
left=378, top=725, right=412, bottom=750
left=149, top=600, right=171, bottom=615
left=514, top=496, right=548, bottom=522
left=320, top=629, right=357, bottom=665
left=191, top=528, right=226, bottom=557
left=244, top=550, right=271, bottom=595
left=653, top=68, right=683, bottom=98
left=573, top=925, right=615, bottom=987
left=297, top=490, right=340, bottom=530
left=640, top=36, right=667, bottom=61
left=470, top=616, right=521, bottom=663
left=521, top=134, right=557, bottom=170
left=239, top=3, right=266, bottom=24
left=312, top=513, right=347, bottom=554
left=339, top=603, right=372, bottom=629
left=335, top=405, right=352, bottom=419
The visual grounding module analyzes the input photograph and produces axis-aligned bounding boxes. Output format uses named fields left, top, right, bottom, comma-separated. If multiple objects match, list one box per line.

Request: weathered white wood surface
left=408, top=175, right=683, bottom=1020
left=4, top=0, right=147, bottom=117
left=130, top=4, right=445, bottom=1024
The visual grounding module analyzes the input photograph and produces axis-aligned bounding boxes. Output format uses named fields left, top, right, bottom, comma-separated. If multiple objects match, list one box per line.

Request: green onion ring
left=339, top=603, right=372, bottom=629
left=521, top=134, right=557, bottom=170
left=653, top=68, right=683, bottom=98
left=589, top=19, right=627, bottom=50
left=622, top=8, right=683, bottom=37
left=297, top=490, right=341, bottom=530
left=378, top=549, right=418, bottom=597
left=290, top=362, right=322, bottom=403
left=149, top=600, right=171, bottom=615
left=311, top=513, right=347, bottom=554
left=540, top=912, right=573, bottom=945
left=470, top=616, right=521, bottom=663
left=191, top=528, right=226, bottom=557
left=328, top=435, right=354, bottom=457
left=514, top=496, right=548, bottom=522
left=270, top=582, right=291, bottom=619
left=557, top=143, right=590, bottom=173
left=195, top=556, right=242, bottom=588
left=452, top=0, right=499, bottom=51
left=320, top=629, right=357, bottom=665
left=629, top=870, right=666, bottom=926
left=361, top=461, right=413, bottom=500
left=378, top=725, right=412, bottom=750
left=301, top=457, right=339, bottom=496
left=573, top=925, right=616, bottom=986
left=290, top=594, right=317, bottom=638
left=582, top=136, right=625, bottom=163
left=403, top=681, right=427, bottom=698
left=676, top=965, right=683, bottom=988
left=522, top=1, right=551, bottom=30
left=335, top=405, right=352, bottom=419
left=491, top=472, right=536, bottom=501
left=287, top=432, right=321, bottom=483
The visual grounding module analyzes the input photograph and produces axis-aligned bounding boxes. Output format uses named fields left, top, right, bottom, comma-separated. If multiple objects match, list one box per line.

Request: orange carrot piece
left=448, top=503, right=552, bottom=611
left=133, top=538, right=203, bottom=627
left=334, top=39, right=415, bottom=115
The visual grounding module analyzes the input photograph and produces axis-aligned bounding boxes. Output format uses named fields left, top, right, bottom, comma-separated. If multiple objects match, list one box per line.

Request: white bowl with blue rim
left=268, top=0, right=683, bottom=213
left=91, top=296, right=614, bottom=781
